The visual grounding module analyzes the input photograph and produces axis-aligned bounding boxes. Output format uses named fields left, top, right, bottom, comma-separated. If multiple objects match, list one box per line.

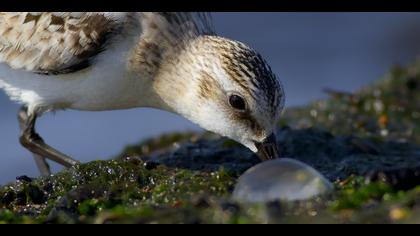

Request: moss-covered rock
left=0, top=159, right=237, bottom=223
left=281, top=62, right=420, bottom=144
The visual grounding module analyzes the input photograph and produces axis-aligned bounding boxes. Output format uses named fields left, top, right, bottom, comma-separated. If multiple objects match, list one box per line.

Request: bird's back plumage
left=0, top=12, right=127, bottom=74
left=0, top=12, right=214, bottom=75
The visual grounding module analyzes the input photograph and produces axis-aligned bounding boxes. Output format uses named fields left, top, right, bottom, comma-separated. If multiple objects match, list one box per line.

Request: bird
left=0, top=12, right=285, bottom=176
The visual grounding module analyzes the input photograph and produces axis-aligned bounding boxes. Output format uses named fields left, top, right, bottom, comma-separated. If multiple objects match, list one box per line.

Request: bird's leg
left=18, top=107, right=50, bottom=175
left=18, top=106, right=80, bottom=176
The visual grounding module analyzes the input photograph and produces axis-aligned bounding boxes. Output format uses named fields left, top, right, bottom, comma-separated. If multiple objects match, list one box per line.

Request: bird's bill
left=254, top=133, right=279, bottom=161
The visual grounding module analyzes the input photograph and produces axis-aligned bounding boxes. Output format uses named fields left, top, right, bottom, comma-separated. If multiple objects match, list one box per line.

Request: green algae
left=1, top=159, right=420, bottom=223
left=0, top=158, right=238, bottom=223
left=281, top=62, right=420, bottom=144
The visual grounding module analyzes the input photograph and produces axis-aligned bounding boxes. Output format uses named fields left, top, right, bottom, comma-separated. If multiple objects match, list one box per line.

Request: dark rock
left=0, top=191, right=16, bottom=205
left=144, top=160, right=159, bottom=170
left=148, top=138, right=258, bottom=175
left=344, top=136, right=380, bottom=155
left=12, top=184, right=46, bottom=206
left=46, top=184, right=107, bottom=223
left=43, top=183, right=54, bottom=193
left=16, top=175, right=33, bottom=183
left=366, top=166, right=420, bottom=191
left=15, top=191, right=27, bottom=206
left=133, top=127, right=420, bottom=183
left=274, top=128, right=420, bottom=181
left=27, top=185, right=46, bottom=204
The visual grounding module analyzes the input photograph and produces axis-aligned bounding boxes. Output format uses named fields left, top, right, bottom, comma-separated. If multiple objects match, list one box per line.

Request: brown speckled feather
left=0, top=12, right=214, bottom=76
left=0, top=12, right=123, bottom=74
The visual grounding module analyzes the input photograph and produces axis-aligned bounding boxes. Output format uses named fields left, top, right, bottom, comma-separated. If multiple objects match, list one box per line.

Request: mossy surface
left=0, top=159, right=237, bottom=224
left=281, top=62, right=420, bottom=144
left=1, top=61, right=420, bottom=223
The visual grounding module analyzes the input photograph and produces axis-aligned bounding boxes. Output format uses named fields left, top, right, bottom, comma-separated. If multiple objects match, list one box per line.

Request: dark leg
left=18, top=106, right=80, bottom=176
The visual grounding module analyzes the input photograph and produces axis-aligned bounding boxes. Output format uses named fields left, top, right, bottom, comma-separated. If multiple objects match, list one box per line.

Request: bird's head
left=153, top=35, right=285, bottom=161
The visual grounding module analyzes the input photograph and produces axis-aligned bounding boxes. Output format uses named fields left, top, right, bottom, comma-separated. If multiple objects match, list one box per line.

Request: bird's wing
left=0, top=12, right=127, bottom=75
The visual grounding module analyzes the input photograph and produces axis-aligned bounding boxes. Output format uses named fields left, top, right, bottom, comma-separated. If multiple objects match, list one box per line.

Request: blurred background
left=2, top=12, right=420, bottom=184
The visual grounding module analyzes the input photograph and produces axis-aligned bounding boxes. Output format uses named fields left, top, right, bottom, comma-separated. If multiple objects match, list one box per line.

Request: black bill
left=254, top=133, right=279, bottom=161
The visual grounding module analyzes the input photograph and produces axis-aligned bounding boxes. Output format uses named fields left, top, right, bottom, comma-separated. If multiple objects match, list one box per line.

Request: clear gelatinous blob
left=233, top=158, right=333, bottom=203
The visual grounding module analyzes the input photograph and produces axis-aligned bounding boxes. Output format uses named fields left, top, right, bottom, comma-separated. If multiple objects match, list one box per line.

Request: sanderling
left=0, top=12, right=285, bottom=175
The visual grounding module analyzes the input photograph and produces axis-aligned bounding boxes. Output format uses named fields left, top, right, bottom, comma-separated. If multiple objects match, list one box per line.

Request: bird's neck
left=129, top=35, right=231, bottom=118
left=148, top=36, right=220, bottom=117
left=150, top=52, right=203, bottom=116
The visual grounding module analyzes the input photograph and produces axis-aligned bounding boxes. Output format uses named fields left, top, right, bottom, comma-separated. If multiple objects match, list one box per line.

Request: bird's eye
left=229, top=94, right=246, bottom=111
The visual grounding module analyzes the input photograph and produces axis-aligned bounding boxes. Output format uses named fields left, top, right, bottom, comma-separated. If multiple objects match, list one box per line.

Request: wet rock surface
left=138, top=127, right=420, bottom=183
left=143, top=138, right=259, bottom=175
left=2, top=60, right=420, bottom=223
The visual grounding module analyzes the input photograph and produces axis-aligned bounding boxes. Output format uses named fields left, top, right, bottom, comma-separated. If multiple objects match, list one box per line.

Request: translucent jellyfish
left=233, top=158, right=333, bottom=203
